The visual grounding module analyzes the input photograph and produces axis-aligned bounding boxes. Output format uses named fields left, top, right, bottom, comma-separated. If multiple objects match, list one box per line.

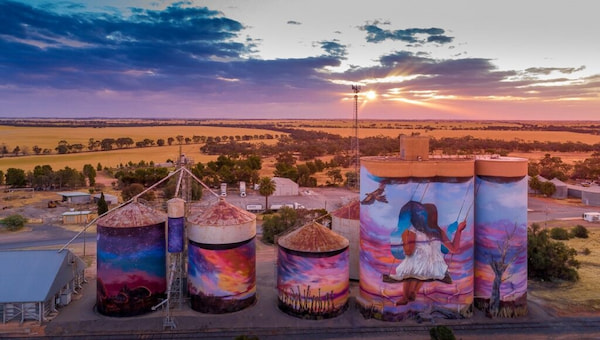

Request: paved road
left=0, top=223, right=95, bottom=251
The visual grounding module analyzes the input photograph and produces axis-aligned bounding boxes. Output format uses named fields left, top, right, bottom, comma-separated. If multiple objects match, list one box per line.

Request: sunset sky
left=1, top=0, right=598, bottom=120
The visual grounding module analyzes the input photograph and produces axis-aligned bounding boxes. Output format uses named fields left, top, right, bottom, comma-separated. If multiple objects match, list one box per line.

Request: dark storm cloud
left=0, top=0, right=343, bottom=98
left=318, top=40, right=347, bottom=58
left=287, top=20, right=302, bottom=25
left=360, top=24, right=453, bottom=44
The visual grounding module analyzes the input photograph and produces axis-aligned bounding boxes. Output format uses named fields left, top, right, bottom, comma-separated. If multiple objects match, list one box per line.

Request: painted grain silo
left=331, top=200, right=360, bottom=280
left=96, top=201, right=167, bottom=317
left=474, top=157, right=528, bottom=317
left=187, top=198, right=256, bottom=313
left=277, top=221, right=350, bottom=319
left=167, top=198, right=185, bottom=253
left=358, top=138, right=475, bottom=321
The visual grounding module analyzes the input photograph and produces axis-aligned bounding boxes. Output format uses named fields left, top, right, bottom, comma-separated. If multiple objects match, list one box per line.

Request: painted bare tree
left=487, top=223, right=523, bottom=317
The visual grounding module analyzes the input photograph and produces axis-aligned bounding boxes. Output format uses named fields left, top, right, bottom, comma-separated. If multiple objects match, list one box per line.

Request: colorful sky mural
left=2, top=0, right=599, bottom=120
left=277, top=248, right=349, bottom=309
left=359, top=169, right=474, bottom=311
left=188, top=240, right=256, bottom=300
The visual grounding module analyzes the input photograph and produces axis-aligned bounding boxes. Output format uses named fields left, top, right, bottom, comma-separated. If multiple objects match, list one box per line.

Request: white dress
left=390, top=226, right=448, bottom=281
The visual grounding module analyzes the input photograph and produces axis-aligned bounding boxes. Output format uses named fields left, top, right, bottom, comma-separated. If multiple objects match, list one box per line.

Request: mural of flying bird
left=361, top=181, right=388, bottom=205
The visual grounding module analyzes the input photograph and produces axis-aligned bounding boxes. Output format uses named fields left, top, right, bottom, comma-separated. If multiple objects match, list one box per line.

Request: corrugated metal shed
left=0, top=250, right=85, bottom=303
left=278, top=221, right=349, bottom=253
left=98, top=201, right=166, bottom=227
left=188, top=198, right=255, bottom=226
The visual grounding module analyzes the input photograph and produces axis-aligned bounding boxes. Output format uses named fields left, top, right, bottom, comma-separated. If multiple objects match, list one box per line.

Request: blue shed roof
left=0, top=249, right=85, bottom=303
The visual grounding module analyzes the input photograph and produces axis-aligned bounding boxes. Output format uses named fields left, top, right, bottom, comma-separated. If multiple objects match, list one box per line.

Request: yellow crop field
left=0, top=125, right=284, bottom=150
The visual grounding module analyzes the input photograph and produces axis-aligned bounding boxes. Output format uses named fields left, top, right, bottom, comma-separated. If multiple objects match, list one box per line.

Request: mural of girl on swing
left=387, top=201, right=467, bottom=305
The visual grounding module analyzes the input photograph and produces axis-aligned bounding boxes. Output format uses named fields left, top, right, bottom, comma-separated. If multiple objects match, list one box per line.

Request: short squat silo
left=277, top=221, right=350, bottom=319
left=474, top=157, right=528, bottom=317
left=187, top=198, right=257, bottom=313
left=331, top=200, right=360, bottom=280
left=96, top=201, right=167, bottom=317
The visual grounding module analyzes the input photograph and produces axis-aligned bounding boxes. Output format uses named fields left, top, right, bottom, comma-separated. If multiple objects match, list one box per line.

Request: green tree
left=97, top=192, right=109, bottom=215
left=326, top=168, right=343, bottom=186
left=262, top=207, right=297, bottom=244
left=539, top=181, right=556, bottom=197
left=83, top=164, right=97, bottom=187
left=1, top=214, right=28, bottom=231
left=121, top=183, right=155, bottom=201
left=5, top=168, right=27, bottom=187
left=528, top=223, right=579, bottom=282
left=258, top=177, right=276, bottom=210
left=32, top=165, right=54, bottom=190
left=0, top=170, right=4, bottom=185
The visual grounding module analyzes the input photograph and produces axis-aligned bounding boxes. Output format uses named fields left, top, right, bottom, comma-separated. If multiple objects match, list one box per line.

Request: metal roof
left=57, top=192, right=91, bottom=197
left=62, top=210, right=92, bottom=216
left=278, top=221, right=349, bottom=253
left=0, top=249, right=85, bottom=303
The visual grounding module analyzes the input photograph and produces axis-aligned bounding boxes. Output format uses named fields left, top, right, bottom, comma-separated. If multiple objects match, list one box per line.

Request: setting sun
left=365, top=90, right=377, bottom=100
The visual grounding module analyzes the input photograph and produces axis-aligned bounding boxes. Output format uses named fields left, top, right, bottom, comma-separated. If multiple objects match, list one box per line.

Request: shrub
left=582, top=248, right=591, bottom=255
left=1, top=214, right=28, bottom=231
left=429, top=325, right=456, bottom=340
left=528, top=223, right=579, bottom=282
left=570, top=225, right=589, bottom=239
left=549, top=227, right=570, bottom=240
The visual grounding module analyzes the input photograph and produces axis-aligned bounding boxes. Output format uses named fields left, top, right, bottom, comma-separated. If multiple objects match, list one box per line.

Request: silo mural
left=331, top=200, right=360, bottom=280
left=277, top=221, right=349, bottom=319
left=474, top=157, right=528, bottom=317
left=96, top=202, right=167, bottom=317
left=187, top=198, right=256, bottom=313
left=358, top=157, right=475, bottom=321
left=167, top=198, right=185, bottom=253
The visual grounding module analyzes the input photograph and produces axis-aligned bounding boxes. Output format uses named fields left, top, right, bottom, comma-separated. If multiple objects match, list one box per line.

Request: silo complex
left=358, top=156, right=475, bottom=321
left=167, top=198, right=185, bottom=253
left=277, top=221, right=350, bottom=319
left=474, top=157, right=528, bottom=317
left=96, top=202, right=167, bottom=317
left=331, top=200, right=360, bottom=280
left=187, top=198, right=257, bottom=313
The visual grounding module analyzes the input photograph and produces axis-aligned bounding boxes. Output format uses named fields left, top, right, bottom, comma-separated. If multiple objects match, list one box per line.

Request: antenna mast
left=351, top=84, right=361, bottom=190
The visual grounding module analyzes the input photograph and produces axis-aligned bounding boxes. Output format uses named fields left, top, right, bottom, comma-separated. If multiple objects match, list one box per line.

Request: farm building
left=92, top=193, right=119, bottom=205
left=582, top=187, right=600, bottom=207
left=272, top=177, right=299, bottom=196
left=0, top=249, right=85, bottom=324
left=549, top=178, right=568, bottom=199
left=57, top=192, right=91, bottom=204
left=62, top=210, right=94, bottom=225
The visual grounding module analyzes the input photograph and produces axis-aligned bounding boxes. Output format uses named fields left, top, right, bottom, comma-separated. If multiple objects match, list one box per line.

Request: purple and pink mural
left=188, top=238, right=256, bottom=313
left=474, top=158, right=528, bottom=317
left=96, top=222, right=166, bottom=317
left=358, top=158, right=474, bottom=321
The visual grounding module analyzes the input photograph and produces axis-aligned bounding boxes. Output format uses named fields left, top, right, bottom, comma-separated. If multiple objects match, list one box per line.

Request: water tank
left=331, top=200, right=360, bottom=280
left=187, top=198, right=256, bottom=313
left=277, top=221, right=349, bottom=319
left=358, top=156, right=475, bottom=321
left=167, top=198, right=185, bottom=253
left=96, top=201, right=167, bottom=317
left=474, top=157, right=528, bottom=317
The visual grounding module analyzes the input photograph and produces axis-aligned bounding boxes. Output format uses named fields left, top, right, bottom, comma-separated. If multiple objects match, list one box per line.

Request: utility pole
left=352, top=84, right=361, bottom=190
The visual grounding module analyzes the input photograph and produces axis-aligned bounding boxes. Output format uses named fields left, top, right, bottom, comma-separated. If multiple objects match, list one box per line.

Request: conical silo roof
left=98, top=201, right=166, bottom=227
left=331, top=200, right=360, bottom=220
left=188, top=198, right=255, bottom=226
left=278, top=221, right=349, bottom=253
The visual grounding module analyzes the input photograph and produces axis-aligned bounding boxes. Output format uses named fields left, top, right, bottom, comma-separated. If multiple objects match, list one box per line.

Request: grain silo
left=187, top=198, right=257, bottom=313
left=358, top=145, right=475, bottom=321
left=277, top=221, right=350, bottom=319
left=331, top=200, right=360, bottom=280
left=167, top=198, right=185, bottom=253
left=474, top=157, right=528, bottom=317
left=96, top=201, right=167, bottom=317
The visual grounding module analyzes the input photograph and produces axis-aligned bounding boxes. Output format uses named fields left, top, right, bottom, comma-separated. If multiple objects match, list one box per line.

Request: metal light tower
left=351, top=84, right=361, bottom=190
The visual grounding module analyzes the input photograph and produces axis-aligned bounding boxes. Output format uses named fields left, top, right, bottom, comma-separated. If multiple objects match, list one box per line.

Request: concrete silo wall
left=357, top=157, right=474, bottom=321
left=331, top=215, right=359, bottom=280
left=96, top=223, right=166, bottom=317
left=277, top=247, right=349, bottom=319
left=474, top=158, right=528, bottom=317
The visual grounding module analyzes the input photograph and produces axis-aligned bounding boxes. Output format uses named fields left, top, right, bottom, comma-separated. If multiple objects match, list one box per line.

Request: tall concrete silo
left=167, top=198, right=185, bottom=253
left=474, top=157, right=528, bottom=317
left=96, top=201, right=167, bottom=317
left=331, top=200, right=360, bottom=280
left=187, top=198, right=257, bottom=313
left=277, top=221, right=350, bottom=319
left=358, top=149, right=475, bottom=320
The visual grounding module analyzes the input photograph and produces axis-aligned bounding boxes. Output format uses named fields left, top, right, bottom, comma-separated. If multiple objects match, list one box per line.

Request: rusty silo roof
left=98, top=201, right=167, bottom=228
left=188, top=198, right=255, bottom=226
left=331, top=200, right=360, bottom=220
left=278, top=221, right=349, bottom=253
